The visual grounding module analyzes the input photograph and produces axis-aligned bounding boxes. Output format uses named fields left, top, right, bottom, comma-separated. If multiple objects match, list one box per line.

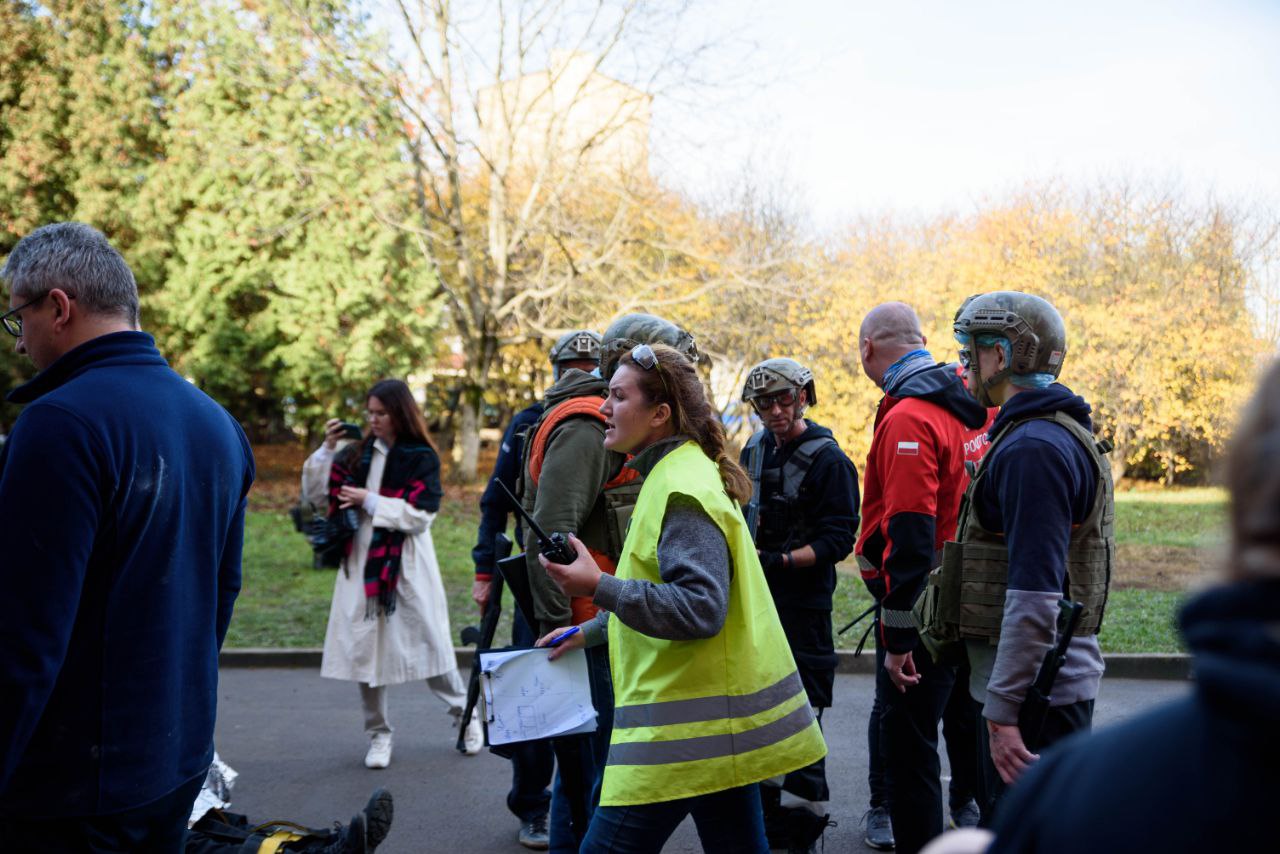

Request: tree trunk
left=453, top=389, right=482, bottom=483
left=1109, top=445, right=1128, bottom=482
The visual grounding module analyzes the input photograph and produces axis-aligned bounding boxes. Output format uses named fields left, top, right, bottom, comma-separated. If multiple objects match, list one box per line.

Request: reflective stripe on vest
left=613, top=671, right=804, bottom=729
left=608, top=701, right=816, bottom=767
left=603, top=441, right=827, bottom=806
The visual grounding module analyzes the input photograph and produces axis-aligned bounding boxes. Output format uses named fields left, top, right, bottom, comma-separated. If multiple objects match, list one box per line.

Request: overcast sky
left=648, top=0, right=1280, bottom=230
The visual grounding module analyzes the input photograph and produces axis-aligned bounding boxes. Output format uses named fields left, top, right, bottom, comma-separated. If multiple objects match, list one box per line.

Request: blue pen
left=546, top=625, right=582, bottom=648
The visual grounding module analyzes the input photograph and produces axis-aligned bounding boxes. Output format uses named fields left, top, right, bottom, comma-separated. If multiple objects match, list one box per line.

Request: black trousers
left=941, top=661, right=979, bottom=810
left=869, top=649, right=977, bottom=813
left=0, top=773, right=204, bottom=854
left=977, top=697, right=1094, bottom=827
left=507, top=607, right=555, bottom=822
left=876, top=641, right=957, bottom=854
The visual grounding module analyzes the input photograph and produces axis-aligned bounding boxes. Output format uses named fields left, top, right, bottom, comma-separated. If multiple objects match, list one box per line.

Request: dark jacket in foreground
left=990, top=580, right=1280, bottom=853
left=0, top=332, right=254, bottom=816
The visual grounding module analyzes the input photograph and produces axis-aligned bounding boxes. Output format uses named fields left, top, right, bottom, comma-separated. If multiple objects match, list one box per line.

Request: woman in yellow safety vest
left=537, top=342, right=827, bottom=854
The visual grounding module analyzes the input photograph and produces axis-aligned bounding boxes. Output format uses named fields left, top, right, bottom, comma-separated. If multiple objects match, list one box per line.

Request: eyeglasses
left=1, top=292, right=49, bottom=338
left=958, top=348, right=973, bottom=368
left=751, top=389, right=798, bottom=413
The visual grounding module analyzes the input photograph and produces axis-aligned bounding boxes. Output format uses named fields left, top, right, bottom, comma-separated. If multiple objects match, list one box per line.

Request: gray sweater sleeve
left=588, top=494, right=731, bottom=642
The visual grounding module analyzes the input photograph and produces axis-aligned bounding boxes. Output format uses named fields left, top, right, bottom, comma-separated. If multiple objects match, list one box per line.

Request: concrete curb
left=221, top=647, right=1192, bottom=681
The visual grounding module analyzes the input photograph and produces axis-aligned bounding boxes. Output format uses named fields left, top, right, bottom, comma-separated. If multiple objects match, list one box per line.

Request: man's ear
left=798, top=388, right=809, bottom=407
left=49, top=289, right=73, bottom=332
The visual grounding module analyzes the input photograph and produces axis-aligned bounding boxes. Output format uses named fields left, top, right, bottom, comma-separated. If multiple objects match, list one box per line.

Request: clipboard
left=479, top=647, right=597, bottom=746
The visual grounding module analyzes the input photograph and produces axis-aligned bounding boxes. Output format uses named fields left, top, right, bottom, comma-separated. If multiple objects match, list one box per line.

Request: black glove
left=758, top=550, right=785, bottom=571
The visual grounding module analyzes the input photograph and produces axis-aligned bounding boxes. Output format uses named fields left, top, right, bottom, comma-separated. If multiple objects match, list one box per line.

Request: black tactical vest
left=743, top=430, right=836, bottom=551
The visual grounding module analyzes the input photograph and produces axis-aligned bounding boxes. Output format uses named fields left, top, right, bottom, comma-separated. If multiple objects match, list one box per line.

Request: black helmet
left=549, top=330, right=602, bottom=365
left=600, top=313, right=698, bottom=377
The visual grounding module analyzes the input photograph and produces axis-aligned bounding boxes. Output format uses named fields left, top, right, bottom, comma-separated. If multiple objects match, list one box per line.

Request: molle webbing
left=744, top=430, right=836, bottom=540
left=955, top=411, right=1113, bottom=639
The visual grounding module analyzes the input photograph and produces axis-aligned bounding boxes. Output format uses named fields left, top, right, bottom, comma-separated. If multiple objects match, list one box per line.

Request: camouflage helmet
left=742, top=358, right=817, bottom=406
left=600, top=313, right=699, bottom=377
left=549, top=329, right=602, bottom=365
left=953, top=291, right=1067, bottom=382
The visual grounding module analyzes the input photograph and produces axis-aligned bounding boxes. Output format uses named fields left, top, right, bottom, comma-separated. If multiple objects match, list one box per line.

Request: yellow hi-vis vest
left=602, top=441, right=827, bottom=806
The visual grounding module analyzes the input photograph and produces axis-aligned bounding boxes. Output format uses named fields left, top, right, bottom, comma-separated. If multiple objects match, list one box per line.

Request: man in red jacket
left=856, top=302, right=994, bottom=854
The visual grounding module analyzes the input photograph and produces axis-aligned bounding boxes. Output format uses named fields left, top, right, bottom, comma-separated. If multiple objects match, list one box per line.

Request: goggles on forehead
left=751, top=389, right=798, bottom=412
left=629, top=343, right=672, bottom=399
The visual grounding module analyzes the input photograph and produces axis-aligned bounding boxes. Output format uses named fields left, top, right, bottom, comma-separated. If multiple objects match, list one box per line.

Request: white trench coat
left=311, top=440, right=457, bottom=687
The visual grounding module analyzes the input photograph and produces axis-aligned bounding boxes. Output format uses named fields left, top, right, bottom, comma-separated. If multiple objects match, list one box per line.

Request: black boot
left=785, top=807, right=833, bottom=854
left=362, top=789, right=394, bottom=850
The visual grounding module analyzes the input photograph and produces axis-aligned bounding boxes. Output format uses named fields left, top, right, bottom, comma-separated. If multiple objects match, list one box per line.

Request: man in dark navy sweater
left=952, top=291, right=1109, bottom=826
left=0, top=223, right=255, bottom=851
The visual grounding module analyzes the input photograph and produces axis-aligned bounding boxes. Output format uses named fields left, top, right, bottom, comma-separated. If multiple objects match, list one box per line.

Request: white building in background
left=478, top=50, right=652, bottom=178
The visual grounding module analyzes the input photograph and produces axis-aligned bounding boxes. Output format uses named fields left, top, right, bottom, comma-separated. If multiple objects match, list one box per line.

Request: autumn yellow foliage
left=786, top=187, right=1269, bottom=483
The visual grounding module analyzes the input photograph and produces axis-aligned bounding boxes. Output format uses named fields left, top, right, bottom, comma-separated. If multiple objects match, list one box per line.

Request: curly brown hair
left=617, top=343, right=750, bottom=505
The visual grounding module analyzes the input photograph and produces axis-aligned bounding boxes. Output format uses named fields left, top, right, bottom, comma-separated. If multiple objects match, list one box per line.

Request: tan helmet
left=953, top=291, right=1067, bottom=401
left=600, top=313, right=698, bottom=378
left=742, top=358, right=817, bottom=406
left=549, top=329, right=602, bottom=365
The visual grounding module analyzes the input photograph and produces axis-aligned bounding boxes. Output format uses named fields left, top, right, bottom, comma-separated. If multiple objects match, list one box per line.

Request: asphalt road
left=213, top=669, right=1189, bottom=853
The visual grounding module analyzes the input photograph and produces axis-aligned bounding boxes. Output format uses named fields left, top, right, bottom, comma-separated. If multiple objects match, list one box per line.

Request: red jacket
left=856, top=360, right=995, bottom=653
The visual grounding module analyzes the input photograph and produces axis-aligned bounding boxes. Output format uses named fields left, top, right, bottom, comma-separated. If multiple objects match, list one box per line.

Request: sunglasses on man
left=751, top=389, right=798, bottom=412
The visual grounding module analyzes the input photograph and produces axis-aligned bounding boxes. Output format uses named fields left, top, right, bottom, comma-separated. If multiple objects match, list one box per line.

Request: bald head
left=860, top=302, right=925, bottom=348
left=858, top=302, right=928, bottom=388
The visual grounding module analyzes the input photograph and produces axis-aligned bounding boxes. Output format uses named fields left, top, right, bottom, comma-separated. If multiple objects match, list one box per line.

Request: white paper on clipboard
left=480, top=647, right=597, bottom=746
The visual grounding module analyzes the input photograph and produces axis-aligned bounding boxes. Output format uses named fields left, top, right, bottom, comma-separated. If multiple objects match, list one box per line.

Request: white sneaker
left=365, top=733, right=392, bottom=769
left=462, top=709, right=484, bottom=755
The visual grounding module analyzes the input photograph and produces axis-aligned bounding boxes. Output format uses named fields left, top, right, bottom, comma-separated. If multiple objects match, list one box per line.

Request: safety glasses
left=629, top=343, right=672, bottom=399
left=751, top=389, right=797, bottom=413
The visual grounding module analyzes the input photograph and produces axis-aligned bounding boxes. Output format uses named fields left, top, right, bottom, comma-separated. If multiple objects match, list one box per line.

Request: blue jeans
left=580, top=784, right=768, bottom=854
left=548, top=644, right=614, bottom=853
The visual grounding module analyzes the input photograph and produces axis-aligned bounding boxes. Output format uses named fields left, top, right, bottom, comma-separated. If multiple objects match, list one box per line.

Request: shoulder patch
left=897, top=441, right=919, bottom=456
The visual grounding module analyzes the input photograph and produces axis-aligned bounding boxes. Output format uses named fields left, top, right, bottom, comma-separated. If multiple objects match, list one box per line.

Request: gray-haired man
left=0, top=223, right=255, bottom=850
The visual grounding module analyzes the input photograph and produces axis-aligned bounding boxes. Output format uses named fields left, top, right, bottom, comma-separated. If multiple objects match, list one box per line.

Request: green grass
left=227, top=487, right=1221, bottom=653
left=1095, top=589, right=1185, bottom=653
left=1113, top=487, right=1227, bottom=549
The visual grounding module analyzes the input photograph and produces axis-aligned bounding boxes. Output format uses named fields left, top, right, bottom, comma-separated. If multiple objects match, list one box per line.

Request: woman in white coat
left=307, top=379, right=483, bottom=768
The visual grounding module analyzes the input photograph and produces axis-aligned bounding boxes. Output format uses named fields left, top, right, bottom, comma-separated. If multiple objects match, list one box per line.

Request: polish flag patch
left=897, top=441, right=920, bottom=455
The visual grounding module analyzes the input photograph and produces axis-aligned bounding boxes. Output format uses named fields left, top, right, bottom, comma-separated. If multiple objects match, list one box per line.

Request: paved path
left=213, top=669, right=1189, bottom=853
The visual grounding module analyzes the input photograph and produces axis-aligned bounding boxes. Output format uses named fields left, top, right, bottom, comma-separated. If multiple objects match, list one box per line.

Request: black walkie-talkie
left=497, top=481, right=580, bottom=565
